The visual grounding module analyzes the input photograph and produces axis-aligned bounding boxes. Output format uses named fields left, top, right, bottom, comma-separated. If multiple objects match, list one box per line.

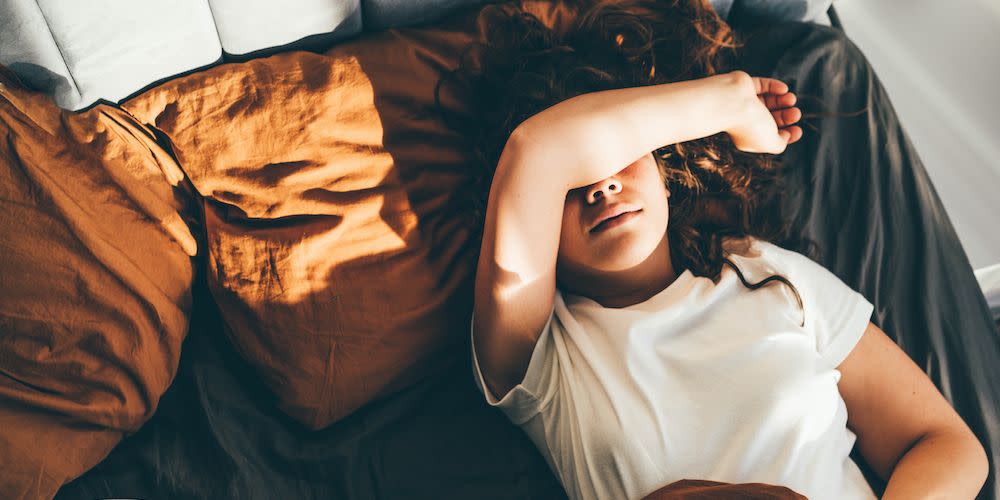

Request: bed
left=0, top=1, right=997, bottom=499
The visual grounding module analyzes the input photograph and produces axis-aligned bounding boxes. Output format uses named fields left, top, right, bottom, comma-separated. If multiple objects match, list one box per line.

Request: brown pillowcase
left=119, top=7, right=492, bottom=430
left=111, top=0, right=630, bottom=431
left=0, top=67, right=196, bottom=498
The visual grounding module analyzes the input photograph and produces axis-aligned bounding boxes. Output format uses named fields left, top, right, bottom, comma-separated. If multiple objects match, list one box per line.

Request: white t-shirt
left=471, top=238, right=878, bottom=500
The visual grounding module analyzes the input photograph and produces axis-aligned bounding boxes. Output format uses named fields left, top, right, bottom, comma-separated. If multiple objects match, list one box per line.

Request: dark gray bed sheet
left=56, top=20, right=999, bottom=500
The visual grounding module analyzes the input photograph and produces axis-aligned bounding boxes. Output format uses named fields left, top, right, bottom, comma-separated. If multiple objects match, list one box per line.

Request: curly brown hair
left=436, top=0, right=810, bottom=308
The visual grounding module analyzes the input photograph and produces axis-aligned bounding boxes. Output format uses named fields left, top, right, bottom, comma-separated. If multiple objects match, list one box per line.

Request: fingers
left=778, top=129, right=791, bottom=144
left=782, top=125, right=803, bottom=145
left=752, top=76, right=796, bottom=112
left=762, top=91, right=796, bottom=110
left=748, top=75, right=806, bottom=151
left=752, top=76, right=789, bottom=96
left=771, top=106, right=801, bottom=128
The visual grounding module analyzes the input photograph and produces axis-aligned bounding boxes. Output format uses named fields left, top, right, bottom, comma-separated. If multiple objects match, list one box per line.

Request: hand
left=724, top=72, right=803, bottom=154
left=754, top=76, right=803, bottom=145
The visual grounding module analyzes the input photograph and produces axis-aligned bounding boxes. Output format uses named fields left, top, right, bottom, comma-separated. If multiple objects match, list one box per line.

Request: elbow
left=952, top=427, right=990, bottom=490
left=966, top=438, right=990, bottom=498
left=929, top=427, right=991, bottom=493
left=971, top=436, right=990, bottom=493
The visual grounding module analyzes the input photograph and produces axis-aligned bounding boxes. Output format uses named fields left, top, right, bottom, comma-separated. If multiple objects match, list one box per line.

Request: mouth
left=590, top=208, right=642, bottom=233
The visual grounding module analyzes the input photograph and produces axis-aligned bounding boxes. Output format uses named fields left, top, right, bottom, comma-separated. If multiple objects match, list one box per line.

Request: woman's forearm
left=511, top=70, right=750, bottom=191
left=880, top=429, right=989, bottom=500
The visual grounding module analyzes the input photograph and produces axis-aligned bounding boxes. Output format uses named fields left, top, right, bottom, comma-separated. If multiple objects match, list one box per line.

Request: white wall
left=834, top=0, right=1000, bottom=270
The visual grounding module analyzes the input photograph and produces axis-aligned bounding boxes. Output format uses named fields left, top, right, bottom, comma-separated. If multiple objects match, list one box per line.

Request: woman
left=436, top=1, right=988, bottom=498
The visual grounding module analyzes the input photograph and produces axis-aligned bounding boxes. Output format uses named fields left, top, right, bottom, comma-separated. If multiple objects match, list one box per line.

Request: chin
left=590, top=233, right=660, bottom=272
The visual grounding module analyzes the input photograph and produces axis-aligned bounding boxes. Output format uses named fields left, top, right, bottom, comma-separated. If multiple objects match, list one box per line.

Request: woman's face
left=557, top=152, right=670, bottom=275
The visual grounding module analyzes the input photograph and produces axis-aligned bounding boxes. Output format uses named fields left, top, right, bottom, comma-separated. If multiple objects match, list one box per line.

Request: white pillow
left=0, top=0, right=222, bottom=111
left=210, top=0, right=361, bottom=56
left=0, top=0, right=362, bottom=111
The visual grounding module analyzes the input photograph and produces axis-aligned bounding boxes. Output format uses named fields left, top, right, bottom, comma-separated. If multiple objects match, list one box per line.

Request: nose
left=586, top=177, right=621, bottom=205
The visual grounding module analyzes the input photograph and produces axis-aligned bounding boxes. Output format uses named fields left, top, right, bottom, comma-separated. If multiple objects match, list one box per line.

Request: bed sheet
left=55, top=18, right=999, bottom=500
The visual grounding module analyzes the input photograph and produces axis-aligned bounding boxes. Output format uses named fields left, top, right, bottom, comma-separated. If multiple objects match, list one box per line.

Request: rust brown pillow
left=119, top=8, right=493, bottom=430
left=0, top=67, right=196, bottom=498
left=114, top=0, right=610, bottom=431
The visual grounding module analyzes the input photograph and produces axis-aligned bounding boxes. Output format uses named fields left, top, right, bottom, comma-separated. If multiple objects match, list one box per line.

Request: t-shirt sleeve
left=470, top=309, right=559, bottom=424
left=761, top=241, right=875, bottom=370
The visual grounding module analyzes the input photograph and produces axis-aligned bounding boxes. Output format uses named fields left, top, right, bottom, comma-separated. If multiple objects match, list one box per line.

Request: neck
left=560, top=233, right=679, bottom=309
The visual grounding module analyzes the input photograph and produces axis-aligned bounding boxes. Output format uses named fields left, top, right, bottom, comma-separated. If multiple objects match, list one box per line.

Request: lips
left=589, top=204, right=642, bottom=233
